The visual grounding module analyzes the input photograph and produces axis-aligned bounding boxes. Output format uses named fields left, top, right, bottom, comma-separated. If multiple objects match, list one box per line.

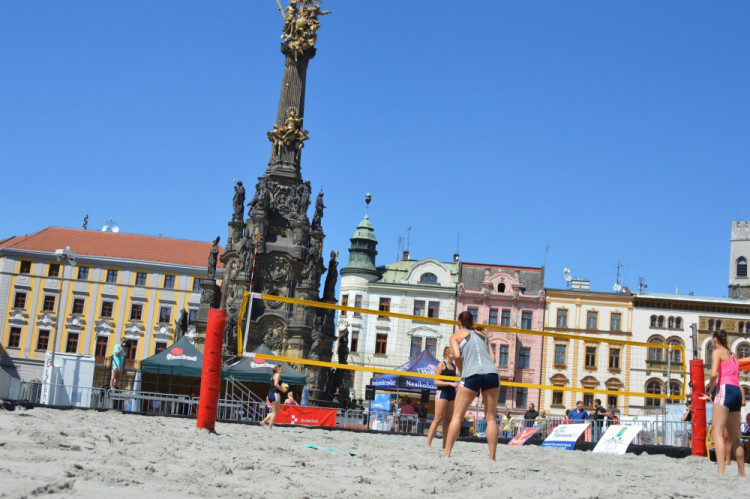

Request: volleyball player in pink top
left=701, top=329, right=746, bottom=476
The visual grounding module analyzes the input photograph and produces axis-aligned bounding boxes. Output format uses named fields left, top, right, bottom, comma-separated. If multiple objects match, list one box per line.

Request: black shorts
left=437, top=388, right=456, bottom=401
left=461, top=373, right=500, bottom=392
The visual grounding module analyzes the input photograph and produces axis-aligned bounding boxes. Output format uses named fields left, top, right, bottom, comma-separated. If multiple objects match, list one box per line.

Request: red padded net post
left=689, top=359, right=707, bottom=457
left=197, top=309, right=225, bottom=431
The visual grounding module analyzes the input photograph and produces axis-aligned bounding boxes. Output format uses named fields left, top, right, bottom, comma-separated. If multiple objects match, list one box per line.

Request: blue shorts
left=437, top=388, right=456, bottom=401
left=715, top=384, right=742, bottom=412
left=461, top=373, right=500, bottom=392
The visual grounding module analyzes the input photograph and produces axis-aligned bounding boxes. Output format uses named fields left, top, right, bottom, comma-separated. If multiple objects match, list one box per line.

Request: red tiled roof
left=0, top=227, right=223, bottom=268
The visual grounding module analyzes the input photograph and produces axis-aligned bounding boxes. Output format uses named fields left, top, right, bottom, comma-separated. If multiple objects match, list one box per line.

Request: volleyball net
left=237, top=293, right=687, bottom=408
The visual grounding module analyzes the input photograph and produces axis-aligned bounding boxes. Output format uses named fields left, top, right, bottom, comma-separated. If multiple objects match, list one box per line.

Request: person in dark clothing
left=591, top=399, right=612, bottom=442
left=523, top=403, right=539, bottom=427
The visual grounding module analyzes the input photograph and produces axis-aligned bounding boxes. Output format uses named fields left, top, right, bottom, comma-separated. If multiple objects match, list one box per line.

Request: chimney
left=453, top=253, right=459, bottom=262
left=571, top=278, right=590, bottom=291
left=402, top=250, right=410, bottom=261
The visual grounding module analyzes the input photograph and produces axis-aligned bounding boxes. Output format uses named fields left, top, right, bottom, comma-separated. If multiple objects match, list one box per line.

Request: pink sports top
left=718, top=348, right=740, bottom=387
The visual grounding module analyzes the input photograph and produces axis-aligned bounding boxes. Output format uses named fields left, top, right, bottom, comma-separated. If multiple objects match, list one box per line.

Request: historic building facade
left=729, top=220, right=750, bottom=299
left=456, top=262, right=545, bottom=413
left=540, top=286, right=634, bottom=416
left=0, top=227, right=217, bottom=384
left=338, top=204, right=459, bottom=400
left=632, top=293, right=750, bottom=412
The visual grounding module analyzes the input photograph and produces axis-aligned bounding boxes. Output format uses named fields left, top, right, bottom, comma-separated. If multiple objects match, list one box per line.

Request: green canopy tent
left=223, top=344, right=306, bottom=385
left=140, top=336, right=205, bottom=395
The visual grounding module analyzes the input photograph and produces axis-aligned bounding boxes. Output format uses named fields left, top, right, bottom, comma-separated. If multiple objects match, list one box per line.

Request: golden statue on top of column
left=280, top=0, right=331, bottom=58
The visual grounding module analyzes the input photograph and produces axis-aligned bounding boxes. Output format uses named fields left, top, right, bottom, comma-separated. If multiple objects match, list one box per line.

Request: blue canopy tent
left=370, top=349, right=440, bottom=392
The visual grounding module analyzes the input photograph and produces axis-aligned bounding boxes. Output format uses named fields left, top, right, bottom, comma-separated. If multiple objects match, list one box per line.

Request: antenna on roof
left=406, top=224, right=412, bottom=252
left=613, top=259, right=624, bottom=293
left=563, top=268, right=572, bottom=288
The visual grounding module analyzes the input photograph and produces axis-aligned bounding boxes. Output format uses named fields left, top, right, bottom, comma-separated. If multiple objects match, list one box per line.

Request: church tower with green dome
left=341, top=194, right=380, bottom=279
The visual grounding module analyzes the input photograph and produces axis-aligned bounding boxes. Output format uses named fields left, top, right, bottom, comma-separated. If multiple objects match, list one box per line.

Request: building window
left=410, top=337, right=422, bottom=358
left=498, top=387, right=507, bottom=404
left=155, top=342, right=167, bottom=355
left=498, top=283, right=506, bottom=293
left=135, top=272, right=148, bottom=286
left=42, top=295, right=56, bottom=312
left=428, top=301, right=440, bottom=318
left=586, top=311, right=598, bottom=330
left=8, top=327, right=22, bottom=348
left=77, top=266, right=90, bottom=280
left=467, top=307, right=478, bottom=323
left=425, top=337, right=437, bottom=357
left=188, top=309, right=198, bottom=324
left=375, top=333, right=387, bottom=355
left=657, top=315, right=665, bottom=328
left=19, top=261, right=32, bottom=274
left=708, top=319, right=714, bottom=331
left=13, top=292, right=27, bottom=309
left=556, top=309, right=568, bottom=328
left=500, top=309, right=511, bottom=327
left=609, top=348, right=621, bottom=370
left=101, top=301, right=114, bottom=318
left=48, top=263, right=60, bottom=277
left=518, top=347, right=530, bottom=369
left=488, top=308, right=498, bottom=325
left=552, top=391, right=564, bottom=407
left=583, top=393, right=594, bottom=408
left=192, top=278, right=204, bottom=291
left=716, top=319, right=723, bottom=331
left=738, top=344, right=750, bottom=359
left=668, top=316, right=674, bottom=329
left=158, top=306, right=172, bottom=323
left=95, top=336, right=109, bottom=362
left=106, top=269, right=118, bottom=283
left=650, top=315, right=657, bottom=328
left=163, top=275, right=175, bottom=289
left=130, top=304, right=143, bottom=321
left=515, top=387, right=528, bottom=407
left=36, top=329, right=50, bottom=350
left=340, top=295, right=348, bottom=316
left=499, top=345, right=509, bottom=368
left=738, top=257, right=748, bottom=278
left=669, top=339, right=682, bottom=364
left=65, top=333, right=79, bottom=353
left=354, top=295, right=362, bottom=317
left=124, top=340, right=137, bottom=368
left=607, top=394, right=618, bottom=410
left=649, top=338, right=664, bottom=362
left=554, top=344, right=566, bottom=367
left=420, top=272, right=438, bottom=284
left=378, top=297, right=391, bottom=316
left=646, top=380, right=662, bottom=407
left=675, top=317, right=683, bottom=329
left=610, top=313, right=621, bottom=332
left=585, top=346, right=597, bottom=368
left=413, top=300, right=426, bottom=317
left=350, top=330, right=359, bottom=353
left=668, top=380, right=682, bottom=403
left=71, top=298, right=85, bottom=315
left=521, top=311, right=532, bottom=330
left=706, top=342, right=714, bottom=367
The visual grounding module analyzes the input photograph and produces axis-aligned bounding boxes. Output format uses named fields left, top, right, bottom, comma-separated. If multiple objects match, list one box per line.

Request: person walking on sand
left=443, top=311, right=500, bottom=460
left=700, top=329, right=746, bottom=477
left=426, top=346, right=460, bottom=449
left=261, top=365, right=287, bottom=430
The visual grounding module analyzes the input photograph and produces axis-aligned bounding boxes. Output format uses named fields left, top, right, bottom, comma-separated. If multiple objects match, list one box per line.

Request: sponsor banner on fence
left=540, top=423, right=590, bottom=450
left=593, top=425, right=642, bottom=455
left=508, top=427, right=540, bottom=446
left=276, top=406, right=337, bottom=427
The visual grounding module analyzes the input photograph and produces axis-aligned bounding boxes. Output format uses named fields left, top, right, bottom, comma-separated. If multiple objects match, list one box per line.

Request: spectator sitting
left=284, top=392, right=299, bottom=406
left=399, top=398, right=416, bottom=432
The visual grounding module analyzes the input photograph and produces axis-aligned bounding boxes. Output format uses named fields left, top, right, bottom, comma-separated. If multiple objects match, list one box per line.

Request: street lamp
left=41, top=246, right=77, bottom=405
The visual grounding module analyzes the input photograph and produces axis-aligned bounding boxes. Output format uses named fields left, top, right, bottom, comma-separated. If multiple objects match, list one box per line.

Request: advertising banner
left=593, top=425, right=642, bottom=455
left=508, top=427, right=540, bottom=446
left=540, top=423, right=590, bottom=450
left=276, top=406, right=337, bottom=427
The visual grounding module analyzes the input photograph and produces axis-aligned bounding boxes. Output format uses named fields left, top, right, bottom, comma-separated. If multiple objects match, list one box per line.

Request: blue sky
left=1, top=1, right=748, bottom=298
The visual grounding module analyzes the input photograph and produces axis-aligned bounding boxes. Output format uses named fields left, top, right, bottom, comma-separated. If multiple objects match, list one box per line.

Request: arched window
left=657, top=316, right=665, bottom=328
left=419, top=272, right=438, bottom=284
left=706, top=342, right=715, bottom=367
left=668, top=316, right=674, bottom=329
left=650, top=315, right=657, bottom=328
left=675, top=317, right=683, bottom=329
left=737, top=343, right=750, bottom=359
left=739, top=322, right=745, bottom=334
left=497, top=283, right=506, bottom=293
left=646, top=380, right=662, bottom=408
left=668, top=380, right=682, bottom=403
left=668, top=338, right=683, bottom=364
left=648, top=337, right=665, bottom=362
left=737, top=257, right=748, bottom=278
left=708, top=319, right=714, bottom=331
left=716, top=320, right=723, bottom=331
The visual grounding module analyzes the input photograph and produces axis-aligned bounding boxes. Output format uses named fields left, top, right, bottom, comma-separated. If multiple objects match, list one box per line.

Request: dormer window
left=497, top=283, right=506, bottom=293
left=419, top=272, right=438, bottom=284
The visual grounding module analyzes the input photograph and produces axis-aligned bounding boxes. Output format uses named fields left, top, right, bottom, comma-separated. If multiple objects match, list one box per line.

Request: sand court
left=0, top=407, right=745, bottom=498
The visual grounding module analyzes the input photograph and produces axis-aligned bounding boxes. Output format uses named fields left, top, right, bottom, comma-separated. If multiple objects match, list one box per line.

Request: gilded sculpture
left=281, top=0, right=331, bottom=58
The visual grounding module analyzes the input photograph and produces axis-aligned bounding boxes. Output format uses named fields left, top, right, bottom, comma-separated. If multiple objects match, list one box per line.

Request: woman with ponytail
left=261, top=364, right=287, bottom=430
left=442, top=311, right=500, bottom=460
left=701, top=329, right=746, bottom=476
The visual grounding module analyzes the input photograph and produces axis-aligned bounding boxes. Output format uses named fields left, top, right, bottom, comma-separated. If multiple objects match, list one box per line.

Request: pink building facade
left=456, top=262, right=545, bottom=414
